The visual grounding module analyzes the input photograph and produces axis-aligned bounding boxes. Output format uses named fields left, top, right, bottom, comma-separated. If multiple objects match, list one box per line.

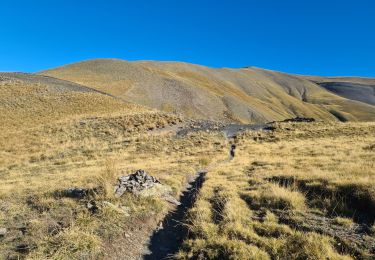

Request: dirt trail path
left=143, top=170, right=207, bottom=259
left=141, top=124, right=244, bottom=259
left=142, top=158, right=234, bottom=259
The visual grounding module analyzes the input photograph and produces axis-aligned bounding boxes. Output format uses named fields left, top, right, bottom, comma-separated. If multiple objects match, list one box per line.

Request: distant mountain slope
left=301, top=75, right=375, bottom=106
left=39, top=59, right=375, bottom=122
left=318, top=82, right=375, bottom=106
left=0, top=72, right=148, bottom=130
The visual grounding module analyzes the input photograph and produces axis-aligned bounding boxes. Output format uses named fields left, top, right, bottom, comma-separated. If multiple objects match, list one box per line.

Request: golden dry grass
left=177, top=122, right=375, bottom=259
left=1, top=77, right=374, bottom=259
left=0, top=78, right=229, bottom=258
left=0, top=89, right=228, bottom=259
left=0, top=79, right=150, bottom=131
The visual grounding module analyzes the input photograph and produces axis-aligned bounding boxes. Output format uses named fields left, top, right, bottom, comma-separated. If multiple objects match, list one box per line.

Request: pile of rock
left=281, top=117, right=315, bottom=123
left=114, top=169, right=160, bottom=197
left=62, top=169, right=180, bottom=207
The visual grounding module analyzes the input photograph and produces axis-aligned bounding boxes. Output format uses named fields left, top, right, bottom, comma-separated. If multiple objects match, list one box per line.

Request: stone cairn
left=114, top=169, right=160, bottom=197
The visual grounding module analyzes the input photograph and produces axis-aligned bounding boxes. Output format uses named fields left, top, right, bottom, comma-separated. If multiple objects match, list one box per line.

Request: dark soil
left=143, top=171, right=207, bottom=259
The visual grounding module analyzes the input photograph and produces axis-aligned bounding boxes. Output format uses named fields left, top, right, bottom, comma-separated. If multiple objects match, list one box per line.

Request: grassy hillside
left=177, top=122, right=375, bottom=259
left=0, top=72, right=150, bottom=131
left=0, top=72, right=193, bottom=259
left=0, top=76, right=221, bottom=258
left=2, top=119, right=374, bottom=258
left=40, top=59, right=375, bottom=123
left=1, top=71, right=374, bottom=258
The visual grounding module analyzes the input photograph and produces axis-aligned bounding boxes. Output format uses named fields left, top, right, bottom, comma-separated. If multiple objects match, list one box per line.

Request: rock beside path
left=114, top=169, right=181, bottom=206
left=115, top=170, right=160, bottom=197
left=62, top=187, right=91, bottom=198
left=63, top=170, right=180, bottom=209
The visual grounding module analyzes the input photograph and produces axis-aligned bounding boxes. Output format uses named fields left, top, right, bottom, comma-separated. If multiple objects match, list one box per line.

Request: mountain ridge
left=37, top=58, right=375, bottom=123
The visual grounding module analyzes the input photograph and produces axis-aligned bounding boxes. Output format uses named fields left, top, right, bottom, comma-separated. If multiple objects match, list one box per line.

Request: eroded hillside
left=40, top=59, right=375, bottom=123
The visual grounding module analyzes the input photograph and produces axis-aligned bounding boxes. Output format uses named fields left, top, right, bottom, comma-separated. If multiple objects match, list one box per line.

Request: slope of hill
left=302, top=75, right=375, bottom=106
left=39, top=59, right=375, bottom=123
left=0, top=72, right=201, bottom=259
left=0, top=72, right=149, bottom=130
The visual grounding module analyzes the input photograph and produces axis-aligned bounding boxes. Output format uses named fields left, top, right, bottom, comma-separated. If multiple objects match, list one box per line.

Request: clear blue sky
left=1, top=0, right=374, bottom=76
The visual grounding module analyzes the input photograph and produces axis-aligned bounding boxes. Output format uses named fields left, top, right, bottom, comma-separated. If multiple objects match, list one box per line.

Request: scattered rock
left=156, top=222, right=164, bottom=231
left=177, top=120, right=225, bottom=136
left=87, top=200, right=99, bottom=213
left=163, top=196, right=181, bottom=206
left=263, top=125, right=276, bottom=131
left=267, top=117, right=316, bottom=124
left=15, top=244, right=30, bottom=253
left=61, top=187, right=90, bottom=199
left=0, top=227, right=7, bottom=237
left=281, top=117, right=315, bottom=123
left=114, top=169, right=160, bottom=197
left=18, top=226, right=27, bottom=235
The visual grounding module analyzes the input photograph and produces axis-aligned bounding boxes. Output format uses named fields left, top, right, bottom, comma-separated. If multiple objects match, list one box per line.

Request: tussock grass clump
left=95, top=160, right=118, bottom=199
left=177, top=237, right=270, bottom=260
left=29, top=226, right=102, bottom=259
left=246, top=184, right=305, bottom=210
left=334, top=217, right=354, bottom=227
left=275, top=232, right=352, bottom=260
left=198, top=156, right=212, bottom=167
left=252, top=221, right=292, bottom=238
left=210, top=187, right=231, bottom=224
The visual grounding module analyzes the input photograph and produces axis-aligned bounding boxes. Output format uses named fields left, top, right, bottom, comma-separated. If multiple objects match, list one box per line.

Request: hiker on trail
left=230, top=144, right=236, bottom=159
